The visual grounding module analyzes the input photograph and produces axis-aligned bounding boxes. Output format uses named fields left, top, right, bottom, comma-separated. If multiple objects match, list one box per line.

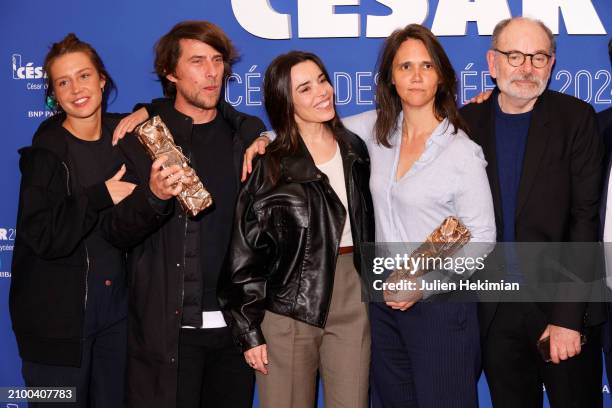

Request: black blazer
left=599, top=106, right=612, bottom=238
left=461, top=89, right=605, bottom=339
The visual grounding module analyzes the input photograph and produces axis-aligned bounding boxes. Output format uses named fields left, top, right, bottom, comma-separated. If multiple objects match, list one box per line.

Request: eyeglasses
left=493, top=49, right=552, bottom=68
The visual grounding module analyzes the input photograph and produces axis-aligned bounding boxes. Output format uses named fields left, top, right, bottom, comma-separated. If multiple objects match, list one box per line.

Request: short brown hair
left=43, top=33, right=116, bottom=112
left=154, top=20, right=238, bottom=97
left=374, top=24, right=467, bottom=147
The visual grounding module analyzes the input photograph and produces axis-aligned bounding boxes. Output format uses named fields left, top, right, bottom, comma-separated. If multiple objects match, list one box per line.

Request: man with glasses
left=461, top=17, right=605, bottom=407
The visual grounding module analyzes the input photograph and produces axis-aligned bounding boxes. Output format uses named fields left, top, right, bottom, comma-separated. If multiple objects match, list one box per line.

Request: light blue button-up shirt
left=343, top=109, right=496, bottom=247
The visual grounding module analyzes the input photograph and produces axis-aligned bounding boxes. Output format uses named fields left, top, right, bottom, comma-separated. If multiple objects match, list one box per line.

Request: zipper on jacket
left=61, top=160, right=89, bottom=312
left=179, top=149, right=193, bottom=326
left=61, top=162, right=71, bottom=195
left=181, top=214, right=188, bottom=314
left=84, top=244, right=90, bottom=311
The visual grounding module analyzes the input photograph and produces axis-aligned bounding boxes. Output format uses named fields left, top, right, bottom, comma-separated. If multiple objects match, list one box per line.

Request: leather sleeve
left=219, top=158, right=274, bottom=352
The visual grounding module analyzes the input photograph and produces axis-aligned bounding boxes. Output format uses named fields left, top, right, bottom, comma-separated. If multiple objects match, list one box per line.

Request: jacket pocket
left=269, top=205, right=309, bottom=229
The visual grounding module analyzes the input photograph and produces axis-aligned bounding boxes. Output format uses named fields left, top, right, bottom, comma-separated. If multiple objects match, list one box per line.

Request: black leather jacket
left=219, top=128, right=375, bottom=352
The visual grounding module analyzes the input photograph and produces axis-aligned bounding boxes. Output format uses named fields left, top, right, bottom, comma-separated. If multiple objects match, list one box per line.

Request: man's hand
left=105, top=164, right=136, bottom=204
left=539, top=324, right=582, bottom=364
left=149, top=156, right=184, bottom=200
left=385, top=301, right=417, bottom=311
left=467, top=90, right=493, bottom=104
left=112, top=107, right=149, bottom=146
left=244, top=344, right=268, bottom=375
left=241, top=135, right=271, bottom=181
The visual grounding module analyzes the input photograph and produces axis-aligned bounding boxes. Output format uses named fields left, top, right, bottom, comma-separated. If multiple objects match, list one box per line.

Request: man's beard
left=498, top=72, right=548, bottom=101
left=182, top=86, right=220, bottom=110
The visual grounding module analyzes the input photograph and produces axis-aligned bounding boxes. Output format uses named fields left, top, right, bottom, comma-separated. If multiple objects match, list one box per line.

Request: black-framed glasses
left=493, top=49, right=552, bottom=68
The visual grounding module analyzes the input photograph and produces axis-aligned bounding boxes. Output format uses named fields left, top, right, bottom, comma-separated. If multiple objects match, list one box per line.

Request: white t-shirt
left=316, top=143, right=353, bottom=247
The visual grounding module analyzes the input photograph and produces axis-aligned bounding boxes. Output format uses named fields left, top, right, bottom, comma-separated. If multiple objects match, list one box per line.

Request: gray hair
left=491, top=17, right=556, bottom=54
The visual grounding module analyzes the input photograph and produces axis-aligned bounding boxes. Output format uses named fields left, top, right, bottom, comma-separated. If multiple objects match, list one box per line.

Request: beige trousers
left=256, top=253, right=370, bottom=408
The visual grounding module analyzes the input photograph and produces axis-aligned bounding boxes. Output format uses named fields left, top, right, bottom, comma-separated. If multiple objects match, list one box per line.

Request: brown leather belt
left=338, top=246, right=354, bottom=255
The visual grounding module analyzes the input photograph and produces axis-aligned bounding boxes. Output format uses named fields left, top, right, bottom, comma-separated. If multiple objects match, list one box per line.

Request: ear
left=99, top=75, right=107, bottom=91
left=166, top=72, right=178, bottom=83
left=486, top=50, right=497, bottom=79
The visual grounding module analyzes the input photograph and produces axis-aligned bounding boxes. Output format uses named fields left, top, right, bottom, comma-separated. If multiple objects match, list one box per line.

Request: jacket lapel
left=280, top=138, right=322, bottom=183
left=600, top=156, right=612, bottom=239
left=477, top=92, right=504, bottom=240
left=515, top=92, right=552, bottom=219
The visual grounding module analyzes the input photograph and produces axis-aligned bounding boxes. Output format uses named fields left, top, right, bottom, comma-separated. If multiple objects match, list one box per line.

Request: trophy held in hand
left=384, top=216, right=471, bottom=303
left=135, top=115, right=213, bottom=216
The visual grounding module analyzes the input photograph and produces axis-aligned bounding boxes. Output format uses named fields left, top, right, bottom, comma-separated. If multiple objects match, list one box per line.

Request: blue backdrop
left=2, top=1, right=611, bottom=406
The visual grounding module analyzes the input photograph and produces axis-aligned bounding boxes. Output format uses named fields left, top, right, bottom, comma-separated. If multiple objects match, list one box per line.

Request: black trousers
left=483, top=303, right=602, bottom=408
left=177, top=327, right=254, bottom=408
left=21, top=318, right=127, bottom=408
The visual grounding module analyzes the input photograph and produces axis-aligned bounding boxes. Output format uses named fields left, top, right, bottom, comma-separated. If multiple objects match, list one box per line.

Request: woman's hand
left=385, top=301, right=416, bottom=311
left=105, top=164, right=136, bottom=204
left=112, top=107, right=149, bottom=145
left=244, top=344, right=268, bottom=374
left=241, top=135, right=271, bottom=181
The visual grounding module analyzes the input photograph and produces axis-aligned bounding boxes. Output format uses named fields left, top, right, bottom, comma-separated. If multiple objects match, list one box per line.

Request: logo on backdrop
left=224, top=65, right=612, bottom=109
left=12, top=54, right=54, bottom=119
left=12, top=54, right=46, bottom=81
left=0, top=227, right=15, bottom=278
left=231, top=0, right=607, bottom=39
left=0, top=228, right=15, bottom=242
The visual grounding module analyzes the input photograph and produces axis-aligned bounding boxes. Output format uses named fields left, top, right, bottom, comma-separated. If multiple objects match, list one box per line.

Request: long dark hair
left=43, top=33, right=116, bottom=113
left=263, top=51, right=345, bottom=183
left=374, top=24, right=467, bottom=147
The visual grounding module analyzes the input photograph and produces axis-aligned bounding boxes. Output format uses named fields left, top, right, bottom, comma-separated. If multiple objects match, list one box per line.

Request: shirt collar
left=393, top=112, right=454, bottom=148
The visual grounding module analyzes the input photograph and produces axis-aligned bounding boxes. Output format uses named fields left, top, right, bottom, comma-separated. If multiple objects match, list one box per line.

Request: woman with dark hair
left=10, top=33, right=179, bottom=407
left=219, top=51, right=374, bottom=408
left=243, top=24, right=496, bottom=407
left=344, top=24, right=495, bottom=408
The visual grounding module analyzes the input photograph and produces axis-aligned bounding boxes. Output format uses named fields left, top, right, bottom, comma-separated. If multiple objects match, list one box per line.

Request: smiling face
left=167, top=39, right=224, bottom=111
left=487, top=19, right=555, bottom=103
left=49, top=51, right=106, bottom=120
left=290, top=60, right=335, bottom=127
left=391, top=38, right=439, bottom=111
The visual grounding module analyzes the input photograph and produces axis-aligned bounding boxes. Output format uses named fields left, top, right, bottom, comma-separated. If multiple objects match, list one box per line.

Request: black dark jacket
left=461, top=89, right=606, bottom=340
left=218, top=128, right=375, bottom=352
left=113, top=99, right=265, bottom=408
left=9, top=113, right=157, bottom=366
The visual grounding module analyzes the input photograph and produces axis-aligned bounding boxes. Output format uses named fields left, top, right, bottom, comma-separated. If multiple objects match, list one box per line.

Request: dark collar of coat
left=24, top=112, right=119, bottom=161
left=477, top=87, right=553, bottom=222
left=279, top=127, right=364, bottom=183
left=151, top=98, right=250, bottom=140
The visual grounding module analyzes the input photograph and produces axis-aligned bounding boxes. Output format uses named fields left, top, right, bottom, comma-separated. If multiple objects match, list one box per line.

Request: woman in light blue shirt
left=342, top=24, right=495, bottom=408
